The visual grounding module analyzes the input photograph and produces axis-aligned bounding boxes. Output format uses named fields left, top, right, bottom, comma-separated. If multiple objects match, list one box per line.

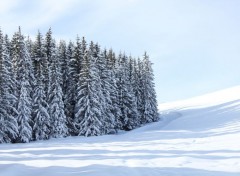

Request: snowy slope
left=0, top=86, right=240, bottom=176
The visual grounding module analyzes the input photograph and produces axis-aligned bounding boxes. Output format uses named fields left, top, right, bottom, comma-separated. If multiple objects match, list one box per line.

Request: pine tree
left=97, top=47, right=117, bottom=134
left=0, top=30, right=18, bottom=143
left=11, top=32, right=20, bottom=75
left=64, top=41, right=76, bottom=135
left=106, top=49, right=121, bottom=131
left=133, top=58, right=144, bottom=125
left=32, top=83, right=50, bottom=140
left=81, top=37, right=87, bottom=63
left=127, top=56, right=139, bottom=128
left=44, top=28, right=54, bottom=98
left=48, top=41, right=68, bottom=138
left=107, top=48, right=116, bottom=68
left=32, top=31, right=51, bottom=140
left=142, top=52, right=159, bottom=123
left=69, top=36, right=85, bottom=88
left=58, top=40, right=67, bottom=92
left=116, top=54, right=138, bottom=130
left=115, top=53, right=124, bottom=130
left=67, top=37, right=87, bottom=135
left=74, top=42, right=103, bottom=136
left=73, top=36, right=81, bottom=79
left=115, top=54, right=126, bottom=129
left=13, top=27, right=34, bottom=143
left=12, top=30, right=35, bottom=98
left=26, top=36, right=34, bottom=58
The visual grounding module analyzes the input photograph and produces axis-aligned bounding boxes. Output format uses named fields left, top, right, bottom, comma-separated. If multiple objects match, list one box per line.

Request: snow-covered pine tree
left=115, top=53, right=138, bottom=130
left=32, top=78, right=50, bottom=140
left=107, top=48, right=116, bottom=69
left=74, top=41, right=103, bottom=136
left=73, top=36, right=82, bottom=78
left=64, top=41, right=76, bottom=135
left=81, top=37, right=87, bottom=60
left=48, top=41, right=68, bottom=138
left=3, top=33, right=17, bottom=98
left=63, top=37, right=81, bottom=134
left=26, top=36, right=34, bottom=58
left=58, top=40, right=67, bottom=92
left=32, top=31, right=45, bottom=79
left=13, top=27, right=34, bottom=143
left=71, top=36, right=86, bottom=87
left=13, top=31, right=36, bottom=99
left=128, top=56, right=140, bottom=128
left=32, top=31, right=51, bottom=140
left=71, top=36, right=87, bottom=93
left=133, top=58, right=144, bottom=125
left=44, top=28, right=54, bottom=99
left=0, top=30, right=18, bottom=143
left=68, top=37, right=87, bottom=135
left=142, top=52, right=159, bottom=123
left=115, top=53, right=124, bottom=130
left=105, top=50, right=121, bottom=132
left=11, top=32, right=20, bottom=75
left=95, top=45, right=116, bottom=134
left=75, top=36, right=87, bottom=79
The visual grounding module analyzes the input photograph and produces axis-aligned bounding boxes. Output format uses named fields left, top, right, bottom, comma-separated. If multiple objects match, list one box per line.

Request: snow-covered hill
left=1, top=86, right=240, bottom=176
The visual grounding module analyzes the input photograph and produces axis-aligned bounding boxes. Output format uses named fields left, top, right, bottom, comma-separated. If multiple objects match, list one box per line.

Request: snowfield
left=1, top=86, right=240, bottom=176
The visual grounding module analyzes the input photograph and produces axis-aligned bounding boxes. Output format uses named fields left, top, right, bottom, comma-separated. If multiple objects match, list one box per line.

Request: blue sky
left=1, top=0, right=240, bottom=103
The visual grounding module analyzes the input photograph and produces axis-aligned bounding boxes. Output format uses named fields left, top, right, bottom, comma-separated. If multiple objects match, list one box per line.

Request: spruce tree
left=44, top=28, right=54, bottom=98
left=68, top=37, right=87, bottom=135
left=0, top=30, right=18, bottom=143
left=73, top=36, right=81, bottom=80
left=107, top=48, right=116, bottom=68
left=106, top=49, right=121, bottom=131
left=127, top=56, right=139, bottom=128
left=142, top=52, right=159, bottom=123
left=96, top=46, right=116, bottom=134
left=74, top=42, right=103, bottom=136
left=133, top=58, right=144, bottom=125
left=115, top=54, right=127, bottom=130
left=116, top=54, right=138, bottom=130
left=48, top=41, right=68, bottom=138
left=32, top=31, right=51, bottom=140
left=26, top=36, right=34, bottom=59
left=64, top=41, right=76, bottom=135
left=58, top=40, right=67, bottom=92
left=13, top=27, right=34, bottom=143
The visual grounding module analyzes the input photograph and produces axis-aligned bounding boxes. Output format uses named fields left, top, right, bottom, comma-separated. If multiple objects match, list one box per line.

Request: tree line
left=0, top=27, right=158, bottom=143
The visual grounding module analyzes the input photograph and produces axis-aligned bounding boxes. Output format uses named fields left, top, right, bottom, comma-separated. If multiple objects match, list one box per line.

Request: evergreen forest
left=0, top=27, right=158, bottom=143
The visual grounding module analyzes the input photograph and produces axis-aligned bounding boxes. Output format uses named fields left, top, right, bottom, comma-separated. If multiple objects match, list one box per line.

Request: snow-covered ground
left=1, top=86, right=240, bottom=176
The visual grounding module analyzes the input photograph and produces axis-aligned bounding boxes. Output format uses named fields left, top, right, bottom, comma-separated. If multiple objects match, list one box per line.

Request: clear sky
left=1, top=0, right=240, bottom=103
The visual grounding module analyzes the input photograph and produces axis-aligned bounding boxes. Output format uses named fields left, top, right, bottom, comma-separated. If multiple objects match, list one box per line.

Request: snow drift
left=0, top=86, right=240, bottom=176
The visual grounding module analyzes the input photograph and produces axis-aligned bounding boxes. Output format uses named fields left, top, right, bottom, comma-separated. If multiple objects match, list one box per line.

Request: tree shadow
left=1, top=164, right=239, bottom=176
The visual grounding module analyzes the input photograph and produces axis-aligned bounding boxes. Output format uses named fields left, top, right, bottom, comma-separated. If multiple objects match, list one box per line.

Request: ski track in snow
left=1, top=86, right=240, bottom=176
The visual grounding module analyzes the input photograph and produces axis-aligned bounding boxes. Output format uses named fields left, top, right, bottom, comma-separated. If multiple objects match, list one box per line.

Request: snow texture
left=0, top=86, right=240, bottom=175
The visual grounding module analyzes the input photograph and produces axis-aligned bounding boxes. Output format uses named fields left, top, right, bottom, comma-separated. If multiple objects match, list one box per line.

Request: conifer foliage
left=32, top=31, right=50, bottom=140
left=12, top=28, right=34, bottom=143
left=0, top=30, right=18, bottom=143
left=0, top=27, right=159, bottom=143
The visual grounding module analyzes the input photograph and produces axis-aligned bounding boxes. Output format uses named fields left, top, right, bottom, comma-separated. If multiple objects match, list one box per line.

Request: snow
left=1, top=86, right=240, bottom=176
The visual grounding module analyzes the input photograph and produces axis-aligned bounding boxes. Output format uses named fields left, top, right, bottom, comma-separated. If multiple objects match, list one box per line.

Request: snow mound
left=160, top=85, right=240, bottom=110
left=0, top=86, right=240, bottom=176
